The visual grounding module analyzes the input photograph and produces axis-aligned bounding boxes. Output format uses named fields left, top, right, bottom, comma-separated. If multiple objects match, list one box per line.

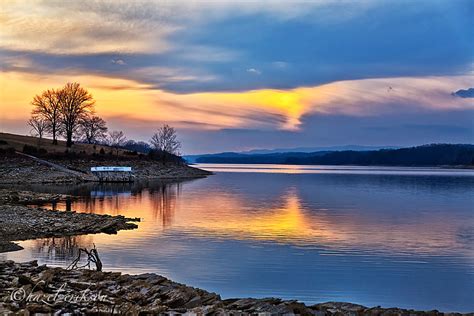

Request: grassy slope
left=0, top=132, right=131, bottom=156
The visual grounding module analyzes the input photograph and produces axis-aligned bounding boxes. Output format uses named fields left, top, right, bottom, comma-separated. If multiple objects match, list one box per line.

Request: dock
left=91, top=166, right=134, bottom=182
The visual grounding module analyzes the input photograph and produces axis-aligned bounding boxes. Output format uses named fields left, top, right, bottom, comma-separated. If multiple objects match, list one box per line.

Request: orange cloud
left=1, top=70, right=473, bottom=136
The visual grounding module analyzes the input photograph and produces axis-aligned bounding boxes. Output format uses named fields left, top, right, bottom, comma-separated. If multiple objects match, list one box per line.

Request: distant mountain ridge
left=241, top=145, right=400, bottom=154
left=185, top=145, right=398, bottom=163
left=186, top=144, right=474, bottom=166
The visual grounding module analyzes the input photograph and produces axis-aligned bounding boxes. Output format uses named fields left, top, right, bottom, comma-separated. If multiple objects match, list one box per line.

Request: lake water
left=2, top=164, right=474, bottom=312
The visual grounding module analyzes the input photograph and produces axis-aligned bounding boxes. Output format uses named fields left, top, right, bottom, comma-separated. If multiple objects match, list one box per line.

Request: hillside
left=0, top=132, right=132, bottom=157
left=0, top=132, right=212, bottom=183
left=195, top=144, right=474, bottom=167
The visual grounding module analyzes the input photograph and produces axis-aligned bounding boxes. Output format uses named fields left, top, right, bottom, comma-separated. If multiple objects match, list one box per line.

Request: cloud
left=452, top=88, right=474, bottom=98
left=1, top=1, right=472, bottom=93
left=0, top=1, right=177, bottom=55
left=246, top=68, right=261, bottom=75
left=111, top=59, right=126, bottom=65
left=0, top=1, right=345, bottom=56
left=2, top=69, right=473, bottom=136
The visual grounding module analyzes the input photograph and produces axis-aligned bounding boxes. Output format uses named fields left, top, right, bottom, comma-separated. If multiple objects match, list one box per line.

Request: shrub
left=0, top=147, right=15, bottom=155
left=23, top=144, right=38, bottom=155
left=148, top=149, right=184, bottom=164
left=124, top=150, right=138, bottom=156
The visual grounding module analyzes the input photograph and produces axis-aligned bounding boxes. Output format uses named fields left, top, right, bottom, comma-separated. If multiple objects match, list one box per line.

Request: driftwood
left=67, top=244, right=103, bottom=271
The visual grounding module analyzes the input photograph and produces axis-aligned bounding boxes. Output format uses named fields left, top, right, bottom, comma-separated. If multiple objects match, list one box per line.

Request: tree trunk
left=66, top=131, right=73, bottom=147
left=52, top=126, right=57, bottom=145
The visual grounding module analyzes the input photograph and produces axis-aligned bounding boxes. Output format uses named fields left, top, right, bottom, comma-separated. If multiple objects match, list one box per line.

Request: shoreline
left=0, top=153, right=212, bottom=184
left=0, top=260, right=468, bottom=315
left=0, top=190, right=139, bottom=253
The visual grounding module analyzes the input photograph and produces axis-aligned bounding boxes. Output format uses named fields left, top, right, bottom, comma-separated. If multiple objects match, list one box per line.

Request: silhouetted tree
left=123, top=140, right=151, bottom=153
left=150, top=124, right=181, bottom=155
left=27, top=115, right=48, bottom=147
left=31, top=89, right=61, bottom=144
left=79, top=115, right=108, bottom=144
left=108, top=130, right=126, bottom=156
left=57, top=83, right=94, bottom=147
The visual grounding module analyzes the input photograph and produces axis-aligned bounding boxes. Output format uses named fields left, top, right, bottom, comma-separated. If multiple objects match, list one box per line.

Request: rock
left=184, top=295, right=202, bottom=309
left=26, top=303, right=52, bottom=313
left=17, top=274, right=33, bottom=286
left=37, top=269, right=55, bottom=284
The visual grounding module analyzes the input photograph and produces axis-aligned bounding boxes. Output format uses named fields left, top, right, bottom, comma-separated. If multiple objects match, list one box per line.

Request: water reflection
left=5, top=173, right=474, bottom=258
left=31, top=236, right=94, bottom=262
left=2, top=168, right=474, bottom=312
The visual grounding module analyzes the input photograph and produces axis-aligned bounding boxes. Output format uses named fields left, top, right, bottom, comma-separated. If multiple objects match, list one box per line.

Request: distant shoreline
left=195, top=162, right=474, bottom=170
left=189, top=144, right=474, bottom=167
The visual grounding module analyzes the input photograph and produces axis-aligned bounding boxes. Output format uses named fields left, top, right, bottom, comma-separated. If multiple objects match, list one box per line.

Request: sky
left=0, top=0, right=473, bottom=154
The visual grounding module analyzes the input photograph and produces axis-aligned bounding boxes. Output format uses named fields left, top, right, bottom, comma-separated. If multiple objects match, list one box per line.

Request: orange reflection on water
left=42, top=182, right=473, bottom=260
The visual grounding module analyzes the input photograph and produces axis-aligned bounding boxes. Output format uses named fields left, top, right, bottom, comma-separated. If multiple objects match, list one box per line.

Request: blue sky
left=0, top=0, right=473, bottom=153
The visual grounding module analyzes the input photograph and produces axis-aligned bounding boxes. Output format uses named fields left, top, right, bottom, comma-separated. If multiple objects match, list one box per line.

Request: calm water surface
left=2, top=164, right=473, bottom=312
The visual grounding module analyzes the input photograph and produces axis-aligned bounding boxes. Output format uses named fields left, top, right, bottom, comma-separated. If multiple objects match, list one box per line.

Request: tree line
left=196, top=144, right=474, bottom=166
left=28, top=82, right=181, bottom=155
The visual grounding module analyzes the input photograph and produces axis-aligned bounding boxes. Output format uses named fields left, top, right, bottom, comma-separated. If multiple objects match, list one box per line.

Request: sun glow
left=1, top=70, right=472, bottom=138
left=0, top=71, right=315, bottom=131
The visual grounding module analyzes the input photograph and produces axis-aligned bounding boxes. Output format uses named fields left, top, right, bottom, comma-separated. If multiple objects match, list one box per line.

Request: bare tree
left=27, top=115, right=48, bottom=147
left=31, top=89, right=61, bottom=144
left=57, top=82, right=95, bottom=147
left=108, top=130, right=126, bottom=156
left=79, top=115, right=108, bottom=144
left=150, top=124, right=181, bottom=155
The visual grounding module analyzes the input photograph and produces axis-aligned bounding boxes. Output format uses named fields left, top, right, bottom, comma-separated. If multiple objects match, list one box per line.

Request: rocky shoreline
left=0, top=154, right=212, bottom=184
left=54, top=158, right=212, bottom=181
left=0, top=260, right=469, bottom=316
left=0, top=190, right=139, bottom=253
